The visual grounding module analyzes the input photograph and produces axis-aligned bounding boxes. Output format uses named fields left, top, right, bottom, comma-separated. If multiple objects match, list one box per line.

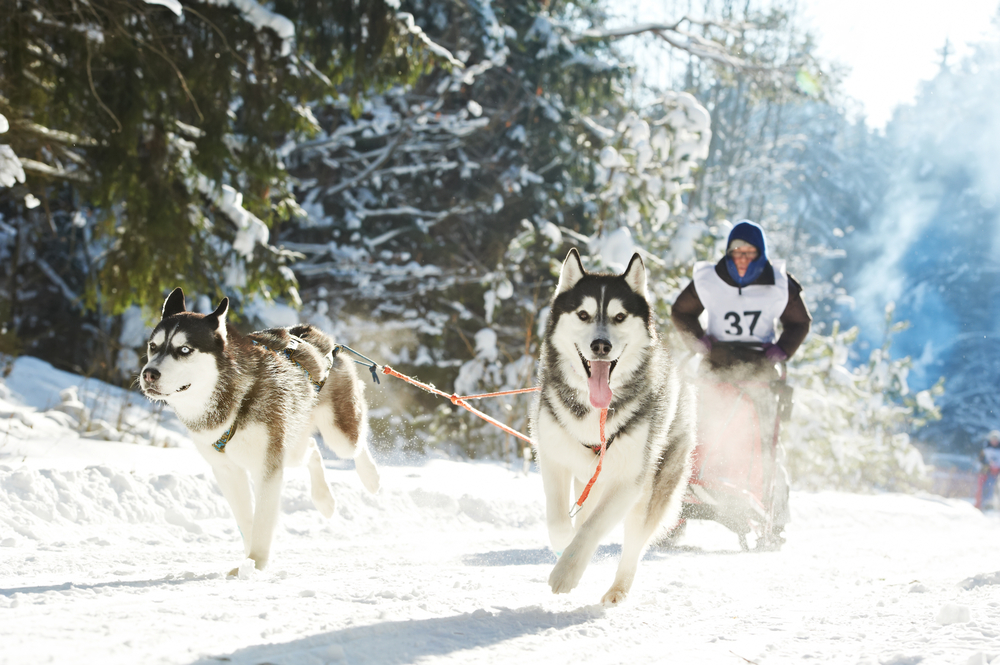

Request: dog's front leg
left=210, top=462, right=254, bottom=556
left=549, top=483, right=640, bottom=595
left=539, top=457, right=575, bottom=554
left=602, top=500, right=659, bottom=606
left=246, top=467, right=284, bottom=571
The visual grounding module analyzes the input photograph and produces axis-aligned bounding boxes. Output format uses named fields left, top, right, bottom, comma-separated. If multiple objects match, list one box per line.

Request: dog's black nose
left=142, top=367, right=160, bottom=384
left=591, top=338, right=612, bottom=357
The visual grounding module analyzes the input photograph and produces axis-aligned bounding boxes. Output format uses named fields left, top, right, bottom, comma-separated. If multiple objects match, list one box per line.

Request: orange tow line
left=570, top=408, right=608, bottom=518
left=381, top=365, right=539, bottom=443
left=379, top=365, right=609, bottom=517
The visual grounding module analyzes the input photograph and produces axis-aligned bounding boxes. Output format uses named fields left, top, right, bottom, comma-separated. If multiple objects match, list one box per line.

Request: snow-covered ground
left=2, top=357, right=999, bottom=665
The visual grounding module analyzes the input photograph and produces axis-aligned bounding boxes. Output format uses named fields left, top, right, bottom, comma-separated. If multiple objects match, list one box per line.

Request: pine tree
left=0, top=0, right=440, bottom=377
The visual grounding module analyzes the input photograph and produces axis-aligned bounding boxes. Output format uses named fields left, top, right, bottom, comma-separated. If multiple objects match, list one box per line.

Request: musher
left=975, top=430, right=1000, bottom=510
left=671, top=219, right=812, bottom=533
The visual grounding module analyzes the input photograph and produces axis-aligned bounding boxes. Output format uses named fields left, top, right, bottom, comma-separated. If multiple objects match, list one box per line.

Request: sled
left=975, top=467, right=1000, bottom=511
left=675, top=342, right=792, bottom=552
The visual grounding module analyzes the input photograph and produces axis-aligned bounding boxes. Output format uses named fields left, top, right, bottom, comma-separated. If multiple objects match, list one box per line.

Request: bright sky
left=628, top=1, right=1000, bottom=128
left=801, top=0, right=1000, bottom=127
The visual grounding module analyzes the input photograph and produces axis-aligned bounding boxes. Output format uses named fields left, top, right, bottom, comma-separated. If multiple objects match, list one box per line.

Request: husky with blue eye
left=530, top=249, right=696, bottom=605
left=138, top=288, right=380, bottom=573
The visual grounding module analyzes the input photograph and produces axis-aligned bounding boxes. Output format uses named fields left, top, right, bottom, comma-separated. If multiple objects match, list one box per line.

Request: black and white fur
left=530, top=249, right=696, bottom=605
left=139, top=288, right=380, bottom=573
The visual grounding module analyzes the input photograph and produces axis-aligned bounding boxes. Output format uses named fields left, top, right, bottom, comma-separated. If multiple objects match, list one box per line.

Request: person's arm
left=671, top=281, right=707, bottom=345
left=775, top=277, right=812, bottom=358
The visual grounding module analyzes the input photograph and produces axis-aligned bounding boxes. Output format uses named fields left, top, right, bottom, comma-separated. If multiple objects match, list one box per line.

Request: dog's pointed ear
left=556, top=248, right=586, bottom=296
left=162, top=288, right=186, bottom=319
left=622, top=253, right=647, bottom=297
left=206, top=297, right=229, bottom=344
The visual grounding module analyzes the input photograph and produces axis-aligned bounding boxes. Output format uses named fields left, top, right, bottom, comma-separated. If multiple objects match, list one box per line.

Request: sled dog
left=530, top=249, right=696, bottom=605
left=139, top=288, right=380, bottom=572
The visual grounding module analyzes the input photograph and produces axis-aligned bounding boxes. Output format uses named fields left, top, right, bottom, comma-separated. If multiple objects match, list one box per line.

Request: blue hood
left=725, top=220, right=769, bottom=287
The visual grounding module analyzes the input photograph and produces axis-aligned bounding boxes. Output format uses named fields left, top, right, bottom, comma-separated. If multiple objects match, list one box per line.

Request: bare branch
left=652, top=29, right=746, bottom=69
left=180, top=5, right=249, bottom=67
left=570, top=19, right=748, bottom=69
left=572, top=21, right=687, bottom=42
left=36, top=257, right=82, bottom=306
left=324, top=130, right=408, bottom=197
left=84, top=36, right=122, bottom=133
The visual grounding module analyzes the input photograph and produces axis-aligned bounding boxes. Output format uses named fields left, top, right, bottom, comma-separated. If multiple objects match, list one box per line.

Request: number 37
left=724, top=310, right=762, bottom=336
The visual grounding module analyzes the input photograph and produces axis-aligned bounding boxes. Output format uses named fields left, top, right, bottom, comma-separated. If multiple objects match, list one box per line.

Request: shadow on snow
left=188, top=605, right=603, bottom=665
left=0, top=573, right=218, bottom=597
left=459, top=542, right=734, bottom=567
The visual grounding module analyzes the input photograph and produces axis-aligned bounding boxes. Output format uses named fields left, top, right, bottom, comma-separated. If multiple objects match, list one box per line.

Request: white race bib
left=692, top=260, right=789, bottom=344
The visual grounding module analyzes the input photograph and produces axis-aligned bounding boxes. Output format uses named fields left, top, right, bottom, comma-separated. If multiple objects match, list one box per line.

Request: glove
left=764, top=343, right=788, bottom=362
left=693, top=335, right=713, bottom=355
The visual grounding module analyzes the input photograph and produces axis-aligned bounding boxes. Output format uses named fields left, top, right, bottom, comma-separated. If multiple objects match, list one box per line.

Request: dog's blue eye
left=577, top=311, right=590, bottom=322
left=178, top=346, right=192, bottom=355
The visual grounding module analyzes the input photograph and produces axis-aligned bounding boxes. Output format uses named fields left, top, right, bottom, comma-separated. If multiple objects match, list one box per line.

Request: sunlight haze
left=796, top=0, right=998, bottom=127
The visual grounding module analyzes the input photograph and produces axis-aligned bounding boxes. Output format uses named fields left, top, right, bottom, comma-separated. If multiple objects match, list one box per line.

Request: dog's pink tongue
left=588, top=360, right=614, bottom=409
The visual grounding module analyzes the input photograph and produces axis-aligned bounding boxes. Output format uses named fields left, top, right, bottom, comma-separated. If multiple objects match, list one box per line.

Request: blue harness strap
left=213, top=420, right=238, bottom=453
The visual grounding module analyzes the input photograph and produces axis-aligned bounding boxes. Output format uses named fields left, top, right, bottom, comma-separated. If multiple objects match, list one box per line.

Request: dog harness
left=213, top=419, right=238, bottom=452
left=252, top=338, right=329, bottom=392
left=583, top=432, right=616, bottom=455
left=211, top=338, right=332, bottom=454
left=692, top=259, right=789, bottom=345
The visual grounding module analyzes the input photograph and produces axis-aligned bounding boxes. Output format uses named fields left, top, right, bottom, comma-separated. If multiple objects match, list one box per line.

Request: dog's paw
left=246, top=553, right=268, bottom=572
left=548, top=551, right=586, bottom=594
left=228, top=558, right=257, bottom=579
left=600, top=585, right=629, bottom=606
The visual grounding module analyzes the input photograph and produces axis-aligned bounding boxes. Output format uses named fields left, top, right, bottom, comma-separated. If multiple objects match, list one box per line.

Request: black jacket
left=671, top=258, right=812, bottom=359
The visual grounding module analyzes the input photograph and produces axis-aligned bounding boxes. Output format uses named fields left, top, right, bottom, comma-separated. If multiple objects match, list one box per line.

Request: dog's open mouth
left=143, top=384, right=190, bottom=398
left=576, top=347, right=617, bottom=409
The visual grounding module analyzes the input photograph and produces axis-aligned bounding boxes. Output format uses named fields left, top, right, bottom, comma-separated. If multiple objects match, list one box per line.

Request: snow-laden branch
left=193, top=176, right=269, bottom=258
left=11, top=121, right=98, bottom=147
left=36, top=257, right=81, bottom=306
left=1, top=113, right=92, bottom=186
left=571, top=19, right=747, bottom=69
left=396, top=13, right=465, bottom=69
left=324, top=131, right=406, bottom=197
left=19, top=157, right=91, bottom=183
left=0, top=146, right=26, bottom=188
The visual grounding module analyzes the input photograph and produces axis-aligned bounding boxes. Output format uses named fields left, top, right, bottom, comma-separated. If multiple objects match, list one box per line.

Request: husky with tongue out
left=530, top=248, right=696, bottom=605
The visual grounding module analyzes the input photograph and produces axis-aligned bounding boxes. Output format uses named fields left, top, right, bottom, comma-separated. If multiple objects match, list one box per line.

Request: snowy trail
left=2, top=457, right=1000, bottom=665
left=2, top=360, right=1000, bottom=664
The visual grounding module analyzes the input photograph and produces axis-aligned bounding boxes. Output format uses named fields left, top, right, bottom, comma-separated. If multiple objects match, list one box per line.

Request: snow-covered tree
left=784, top=305, right=942, bottom=491
left=279, top=0, right=747, bottom=457
left=0, top=0, right=443, bottom=378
